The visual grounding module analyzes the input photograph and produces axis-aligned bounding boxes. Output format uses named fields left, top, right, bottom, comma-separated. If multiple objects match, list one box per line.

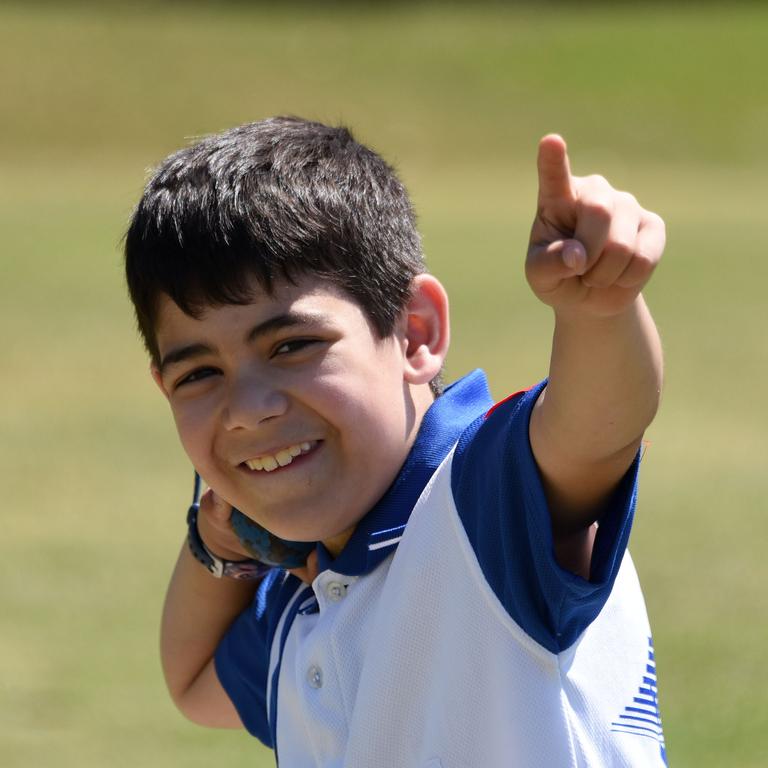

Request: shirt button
left=326, top=581, right=347, bottom=602
left=307, top=665, right=323, bottom=689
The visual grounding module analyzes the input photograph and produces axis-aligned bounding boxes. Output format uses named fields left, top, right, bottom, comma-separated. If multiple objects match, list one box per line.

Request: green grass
left=2, top=3, right=767, bottom=766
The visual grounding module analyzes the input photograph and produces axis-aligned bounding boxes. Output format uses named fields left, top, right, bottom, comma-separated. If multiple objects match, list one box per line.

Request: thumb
left=526, top=239, right=587, bottom=293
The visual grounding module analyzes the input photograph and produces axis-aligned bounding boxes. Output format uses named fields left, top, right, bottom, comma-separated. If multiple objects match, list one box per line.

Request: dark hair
left=125, top=116, right=427, bottom=365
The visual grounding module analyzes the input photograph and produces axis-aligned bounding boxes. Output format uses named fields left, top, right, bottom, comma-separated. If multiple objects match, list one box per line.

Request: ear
left=150, top=364, right=171, bottom=400
left=401, top=274, right=450, bottom=385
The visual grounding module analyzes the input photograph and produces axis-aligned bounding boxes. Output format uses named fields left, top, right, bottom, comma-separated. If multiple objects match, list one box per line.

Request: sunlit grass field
left=2, top=3, right=766, bottom=766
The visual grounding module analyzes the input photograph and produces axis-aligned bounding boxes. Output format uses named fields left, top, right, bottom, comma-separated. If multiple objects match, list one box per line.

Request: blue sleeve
left=451, top=381, right=640, bottom=653
left=214, top=569, right=301, bottom=745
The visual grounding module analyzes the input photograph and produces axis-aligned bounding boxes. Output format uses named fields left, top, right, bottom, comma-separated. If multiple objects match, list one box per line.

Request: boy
left=125, top=117, right=667, bottom=766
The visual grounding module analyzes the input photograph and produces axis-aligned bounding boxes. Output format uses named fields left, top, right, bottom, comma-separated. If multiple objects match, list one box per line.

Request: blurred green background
left=2, top=2, right=766, bottom=766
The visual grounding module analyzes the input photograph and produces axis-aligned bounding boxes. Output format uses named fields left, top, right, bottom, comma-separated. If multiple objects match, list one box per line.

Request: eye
left=175, top=367, right=219, bottom=388
left=272, top=338, right=319, bottom=357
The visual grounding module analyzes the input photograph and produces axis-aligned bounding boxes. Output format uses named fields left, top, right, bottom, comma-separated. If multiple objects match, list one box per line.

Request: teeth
left=245, top=441, right=315, bottom=472
left=275, top=450, right=293, bottom=467
left=261, top=456, right=278, bottom=472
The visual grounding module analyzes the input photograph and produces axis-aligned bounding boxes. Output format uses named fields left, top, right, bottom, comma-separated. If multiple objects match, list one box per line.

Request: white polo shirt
left=215, top=371, right=668, bottom=767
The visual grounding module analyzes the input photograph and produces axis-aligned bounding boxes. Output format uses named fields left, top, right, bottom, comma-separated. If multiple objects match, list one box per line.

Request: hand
left=197, top=488, right=319, bottom=584
left=197, top=488, right=253, bottom=562
left=526, top=134, right=665, bottom=318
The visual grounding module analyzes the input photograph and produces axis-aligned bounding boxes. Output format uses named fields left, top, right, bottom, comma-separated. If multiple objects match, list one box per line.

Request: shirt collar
left=316, top=369, right=493, bottom=576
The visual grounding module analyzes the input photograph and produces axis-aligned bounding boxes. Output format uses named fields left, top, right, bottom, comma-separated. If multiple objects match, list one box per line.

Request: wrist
left=553, top=293, right=647, bottom=327
left=186, top=503, right=268, bottom=580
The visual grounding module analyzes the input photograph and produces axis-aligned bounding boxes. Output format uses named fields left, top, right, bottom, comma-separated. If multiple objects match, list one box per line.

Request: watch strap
left=185, top=477, right=269, bottom=581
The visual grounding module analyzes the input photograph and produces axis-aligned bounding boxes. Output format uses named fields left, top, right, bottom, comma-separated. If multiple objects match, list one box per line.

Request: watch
left=186, top=502, right=270, bottom=580
left=185, top=472, right=315, bottom=575
left=185, top=470, right=269, bottom=580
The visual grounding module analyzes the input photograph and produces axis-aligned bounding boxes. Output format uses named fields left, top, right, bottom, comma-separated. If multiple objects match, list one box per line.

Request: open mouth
left=242, top=440, right=319, bottom=473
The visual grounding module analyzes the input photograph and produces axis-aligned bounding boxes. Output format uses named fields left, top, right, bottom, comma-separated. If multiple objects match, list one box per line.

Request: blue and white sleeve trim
left=451, top=381, right=641, bottom=653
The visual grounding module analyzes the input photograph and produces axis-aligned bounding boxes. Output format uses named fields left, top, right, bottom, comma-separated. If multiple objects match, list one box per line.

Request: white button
left=307, top=665, right=323, bottom=689
left=326, top=580, right=347, bottom=602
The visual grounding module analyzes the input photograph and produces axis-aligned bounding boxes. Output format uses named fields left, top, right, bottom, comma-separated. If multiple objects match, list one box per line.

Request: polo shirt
left=215, top=370, right=667, bottom=767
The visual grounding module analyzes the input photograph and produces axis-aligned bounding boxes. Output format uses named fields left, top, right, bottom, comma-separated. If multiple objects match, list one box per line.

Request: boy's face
left=153, top=276, right=430, bottom=550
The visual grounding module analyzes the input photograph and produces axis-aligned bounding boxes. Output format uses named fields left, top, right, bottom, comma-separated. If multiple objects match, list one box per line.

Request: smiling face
left=152, top=276, right=445, bottom=552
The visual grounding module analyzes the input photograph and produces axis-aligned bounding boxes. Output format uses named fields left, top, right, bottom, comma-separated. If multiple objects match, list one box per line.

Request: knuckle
left=579, top=199, right=613, bottom=223
left=647, top=210, right=666, bottom=235
left=618, top=254, right=657, bottom=288
left=583, top=267, right=615, bottom=288
left=646, top=209, right=664, bottom=224
left=618, top=190, right=639, bottom=208
left=582, top=274, right=608, bottom=289
left=607, top=239, right=634, bottom=261
left=200, top=498, right=232, bottom=530
left=199, top=488, right=215, bottom=511
left=585, top=173, right=611, bottom=190
left=633, top=251, right=657, bottom=275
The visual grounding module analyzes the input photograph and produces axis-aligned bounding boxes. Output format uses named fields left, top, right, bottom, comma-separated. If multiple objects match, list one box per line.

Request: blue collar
left=316, top=369, right=493, bottom=576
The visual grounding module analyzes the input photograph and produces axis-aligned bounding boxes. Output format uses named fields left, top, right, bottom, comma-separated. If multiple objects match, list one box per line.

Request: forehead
left=153, top=276, right=375, bottom=354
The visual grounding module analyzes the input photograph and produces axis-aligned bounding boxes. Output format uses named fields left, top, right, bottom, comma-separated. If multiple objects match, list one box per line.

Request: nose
left=221, top=369, right=289, bottom=430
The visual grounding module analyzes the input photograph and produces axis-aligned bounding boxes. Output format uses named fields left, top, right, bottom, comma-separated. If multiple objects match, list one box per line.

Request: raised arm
left=160, top=487, right=319, bottom=728
left=526, top=135, right=664, bottom=574
left=160, top=490, right=255, bottom=727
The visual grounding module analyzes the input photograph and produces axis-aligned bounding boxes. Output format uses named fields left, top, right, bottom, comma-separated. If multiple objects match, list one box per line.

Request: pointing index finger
left=537, top=134, right=575, bottom=205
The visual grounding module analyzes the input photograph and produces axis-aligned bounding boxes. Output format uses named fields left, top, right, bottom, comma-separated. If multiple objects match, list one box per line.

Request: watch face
left=222, top=559, right=271, bottom=581
left=187, top=505, right=270, bottom=580
left=229, top=508, right=315, bottom=568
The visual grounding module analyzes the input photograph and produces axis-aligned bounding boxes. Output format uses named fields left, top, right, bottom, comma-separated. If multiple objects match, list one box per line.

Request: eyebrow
left=158, top=310, right=328, bottom=375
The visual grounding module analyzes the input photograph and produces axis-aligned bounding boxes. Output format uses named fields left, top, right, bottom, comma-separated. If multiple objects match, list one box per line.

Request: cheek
left=312, top=356, right=404, bottom=420
left=321, top=375, right=409, bottom=457
left=170, top=401, right=216, bottom=465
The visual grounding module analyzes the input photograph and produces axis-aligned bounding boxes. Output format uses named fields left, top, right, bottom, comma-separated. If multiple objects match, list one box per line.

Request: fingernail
left=562, top=241, right=585, bottom=272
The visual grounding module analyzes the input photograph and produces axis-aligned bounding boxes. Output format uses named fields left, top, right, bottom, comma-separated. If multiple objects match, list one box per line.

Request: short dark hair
left=125, top=116, right=426, bottom=365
